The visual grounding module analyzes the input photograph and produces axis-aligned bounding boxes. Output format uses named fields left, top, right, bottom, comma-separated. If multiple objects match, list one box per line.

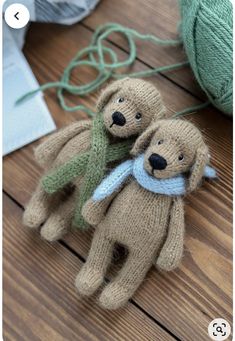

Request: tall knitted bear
left=23, top=78, right=166, bottom=241
left=77, top=119, right=216, bottom=310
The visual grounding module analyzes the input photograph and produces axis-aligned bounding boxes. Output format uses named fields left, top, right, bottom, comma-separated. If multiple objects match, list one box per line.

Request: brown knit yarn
left=131, top=119, right=209, bottom=191
left=34, top=120, right=92, bottom=169
left=23, top=128, right=91, bottom=235
left=100, top=78, right=167, bottom=138
left=77, top=119, right=210, bottom=310
left=40, top=190, right=76, bottom=242
left=23, top=78, right=166, bottom=242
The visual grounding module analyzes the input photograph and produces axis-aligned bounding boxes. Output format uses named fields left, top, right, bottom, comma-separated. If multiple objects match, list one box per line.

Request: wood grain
left=3, top=5, right=232, bottom=341
left=3, top=194, right=175, bottom=341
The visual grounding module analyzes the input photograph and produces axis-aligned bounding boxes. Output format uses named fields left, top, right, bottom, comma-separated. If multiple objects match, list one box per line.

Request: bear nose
left=148, top=153, right=167, bottom=170
left=111, top=111, right=126, bottom=126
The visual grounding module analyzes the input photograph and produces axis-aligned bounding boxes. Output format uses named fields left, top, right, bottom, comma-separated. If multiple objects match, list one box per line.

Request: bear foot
left=99, top=283, right=130, bottom=310
left=40, top=214, right=69, bottom=242
left=75, top=266, right=103, bottom=296
left=23, top=206, right=47, bottom=229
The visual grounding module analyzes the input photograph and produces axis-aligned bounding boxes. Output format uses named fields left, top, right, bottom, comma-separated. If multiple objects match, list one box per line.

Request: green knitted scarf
left=41, top=112, right=133, bottom=228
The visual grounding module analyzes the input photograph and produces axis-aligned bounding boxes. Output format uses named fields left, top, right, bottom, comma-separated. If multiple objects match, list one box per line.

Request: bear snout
left=148, top=153, right=167, bottom=171
left=110, top=111, right=127, bottom=127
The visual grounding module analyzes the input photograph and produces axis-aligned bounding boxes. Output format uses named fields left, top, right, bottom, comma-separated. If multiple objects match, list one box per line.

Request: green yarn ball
left=179, top=0, right=233, bottom=116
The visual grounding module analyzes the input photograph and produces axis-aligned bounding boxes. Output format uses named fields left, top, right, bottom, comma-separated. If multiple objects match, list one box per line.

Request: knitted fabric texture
left=77, top=181, right=178, bottom=309
left=92, top=154, right=216, bottom=201
left=23, top=78, right=168, bottom=245
left=75, top=119, right=215, bottom=310
left=41, top=77, right=167, bottom=229
left=179, top=0, right=233, bottom=115
left=35, top=120, right=92, bottom=169
left=42, top=142, right=132, bottom=193
left=42, top=113, right=133, bottom=228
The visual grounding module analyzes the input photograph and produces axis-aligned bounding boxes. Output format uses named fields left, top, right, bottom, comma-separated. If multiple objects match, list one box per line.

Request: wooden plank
left=3, top=145, right=233, bottom=340
left=4, top=23, right=232, bottom=341
left=3, top=194, right=175, bottom=341
left=83, top=0, right=206, bottom=99
left=3, top=117, right=232, bottom=341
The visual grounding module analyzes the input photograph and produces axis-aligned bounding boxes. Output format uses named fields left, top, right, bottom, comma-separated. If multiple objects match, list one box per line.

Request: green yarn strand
left=16, top=15, right=230, bottom=115
left=16, top=22, right=191, bottom=116
left=173, top=101, right=210, bottom=117
left=113, top=61, right=189, bottom=79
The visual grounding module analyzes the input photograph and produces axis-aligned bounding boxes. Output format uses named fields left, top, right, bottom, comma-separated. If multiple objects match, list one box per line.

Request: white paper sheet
left=3, top=23, right=56, bottom=155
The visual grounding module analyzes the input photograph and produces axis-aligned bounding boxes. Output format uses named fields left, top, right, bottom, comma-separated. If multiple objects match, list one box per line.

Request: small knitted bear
left=23, top=78, right=166, bottom=241
left=77, top=119, right=216, bottom=310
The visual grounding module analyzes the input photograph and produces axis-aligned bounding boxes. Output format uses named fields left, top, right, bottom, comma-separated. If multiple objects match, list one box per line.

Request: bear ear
left=152, top=105, right=167, bottom=122
left=131, top=122, right=160, bottom=156
left=96, top=78, right=130, bottom=113
left=187, top=145, right=209, bottom=192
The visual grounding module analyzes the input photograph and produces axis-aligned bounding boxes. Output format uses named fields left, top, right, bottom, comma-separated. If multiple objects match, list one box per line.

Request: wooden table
left=3, top=1, right=232, bottom=340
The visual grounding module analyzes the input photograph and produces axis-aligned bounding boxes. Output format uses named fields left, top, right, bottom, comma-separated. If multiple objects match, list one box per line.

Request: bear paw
left=75, top=267, right=103, bottom=296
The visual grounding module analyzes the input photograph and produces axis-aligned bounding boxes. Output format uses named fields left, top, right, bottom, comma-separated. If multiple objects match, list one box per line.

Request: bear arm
left=82, top=192, right=118, bottom=227
left=34, top=120, right=92, bottom=169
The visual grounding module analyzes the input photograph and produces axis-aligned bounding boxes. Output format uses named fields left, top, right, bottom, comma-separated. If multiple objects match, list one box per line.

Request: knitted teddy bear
left=77, top=119, right=216, bottom=310
left=23, top=78, right=166, bottom=242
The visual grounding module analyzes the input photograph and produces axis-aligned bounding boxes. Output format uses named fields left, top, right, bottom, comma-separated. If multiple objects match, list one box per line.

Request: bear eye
left=178, top=154, right=184, bottom=161
left=117, top=97, right=124, bottom=103
left=157, top=139, right=163, bottom=145
left=135, top=112, right=142, bottom=121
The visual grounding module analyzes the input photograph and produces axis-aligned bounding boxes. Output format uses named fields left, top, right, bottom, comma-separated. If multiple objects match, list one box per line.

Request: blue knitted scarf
left=92, top=154, right=216, bottom=201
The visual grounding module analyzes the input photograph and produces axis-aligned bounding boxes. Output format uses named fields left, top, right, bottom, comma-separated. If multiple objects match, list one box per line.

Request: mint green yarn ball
left=179, top=0, right=233, bottom=116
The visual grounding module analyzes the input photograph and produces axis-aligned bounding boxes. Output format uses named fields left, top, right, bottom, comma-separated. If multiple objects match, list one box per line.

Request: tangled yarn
left=180, top=0, right=233, bottom=115
left=17, top=14, right=232, bottom=116
left=17, top=22, right=199, bottom=117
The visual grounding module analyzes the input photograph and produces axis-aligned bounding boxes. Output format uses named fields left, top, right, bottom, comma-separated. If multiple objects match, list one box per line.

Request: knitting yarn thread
left=179, top=0, right=233, bottom=115
left=17, top=22, right=198, bottom=117
left=17, top=7, right=233, bottom=117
